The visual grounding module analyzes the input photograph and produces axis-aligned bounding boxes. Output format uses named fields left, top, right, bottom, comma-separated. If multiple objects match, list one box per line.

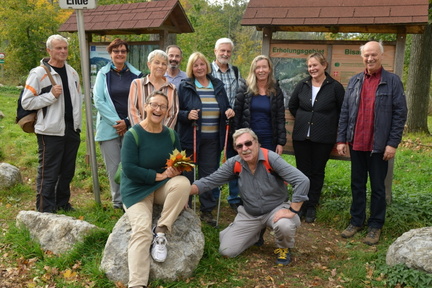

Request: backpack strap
left=260, top=148, right=272, bottom=173
left=167, top=127, right=175, bottom=144
left=233, top=147, right=271, bottom=175
left=232, top=65, right=239, bottom=80
left=40, top=64, right=57, bottom=86
left=129, top=127, right=139, bottom=145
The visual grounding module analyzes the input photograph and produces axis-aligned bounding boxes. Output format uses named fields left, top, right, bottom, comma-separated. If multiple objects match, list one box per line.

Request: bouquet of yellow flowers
left=165, top=149, right=195, bottom=172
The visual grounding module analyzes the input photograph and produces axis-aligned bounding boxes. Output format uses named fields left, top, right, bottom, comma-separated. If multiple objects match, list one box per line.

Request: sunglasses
left=112, top=49, right=127, bottom=54
left=235, top=140, right=254, bottom=150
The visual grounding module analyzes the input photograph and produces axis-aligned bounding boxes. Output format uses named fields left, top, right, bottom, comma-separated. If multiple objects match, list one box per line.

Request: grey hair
left=232, top=128, right=258, bottom=147
left=215, top=38, right=234, bottom=50
left=46, top=35, right=68, bottom=49
left=360, top=40, right=384, bottom=55
left=148, top=49, right=168, bottom=62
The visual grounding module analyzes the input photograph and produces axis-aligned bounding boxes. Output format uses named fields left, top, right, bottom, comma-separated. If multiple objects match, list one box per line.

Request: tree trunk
left=405, top=23, right=432, bottom=133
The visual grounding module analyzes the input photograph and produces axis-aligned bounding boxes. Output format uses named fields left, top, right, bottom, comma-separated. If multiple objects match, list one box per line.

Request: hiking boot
left=341, top=224, right=363, bottom=238
left=274, top=248, right=291, bottom=266
left=200, top=211, right=217, bottom=227
left=151, top=232, right=168, bottom=262
left=363, top=228, right=381, bottom=246
left=305, top=207, right=316, bottom=223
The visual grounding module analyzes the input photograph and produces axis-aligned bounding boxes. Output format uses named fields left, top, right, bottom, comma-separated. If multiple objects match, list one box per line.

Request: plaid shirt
left=211, top=61, right=239, bottom=107
left=353, top=68, right=382, bottom=151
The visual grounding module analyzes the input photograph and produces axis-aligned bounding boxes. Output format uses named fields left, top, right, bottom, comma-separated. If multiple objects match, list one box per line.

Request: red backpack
left=233, top=148, right=288, bottom=185
left=233, top=148, right=273, bottom=175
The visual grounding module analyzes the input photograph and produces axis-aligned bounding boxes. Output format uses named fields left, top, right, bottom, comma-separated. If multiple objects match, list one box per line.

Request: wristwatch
left=289, top=206, right=300, bottom=214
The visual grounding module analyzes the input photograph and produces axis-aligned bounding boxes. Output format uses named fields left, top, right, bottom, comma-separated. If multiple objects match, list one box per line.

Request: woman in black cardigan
left=288, top=53, right=345, bottom=223
left=234, top=55, right=286, bottom=154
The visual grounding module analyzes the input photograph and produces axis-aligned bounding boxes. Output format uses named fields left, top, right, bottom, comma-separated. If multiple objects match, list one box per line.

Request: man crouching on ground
left=190, top=128, right=309, bottom=266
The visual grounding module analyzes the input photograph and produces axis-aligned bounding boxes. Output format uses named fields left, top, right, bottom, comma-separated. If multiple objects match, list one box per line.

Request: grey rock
left=0, top=162, right=22, bottom=189
left=386, top=226, right=432, bottom=273
left=16, top=211, right=102, bottom=255
left=100, top=206, right=204, bottom=285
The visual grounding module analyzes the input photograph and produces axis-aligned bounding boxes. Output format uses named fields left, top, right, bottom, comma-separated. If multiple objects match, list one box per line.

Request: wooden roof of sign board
left=241, top=0, right=429, bottom=34
left=59, top=0, right=194, bottom=35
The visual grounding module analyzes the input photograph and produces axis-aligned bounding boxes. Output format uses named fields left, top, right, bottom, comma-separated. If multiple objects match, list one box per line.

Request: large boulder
left=0, top=162, right=22, bottom=189
left=16, top=211, right=102, bottom=255
left=100, top=206, right=204, bottom=285
left=386, top=227, right=432, bottom=273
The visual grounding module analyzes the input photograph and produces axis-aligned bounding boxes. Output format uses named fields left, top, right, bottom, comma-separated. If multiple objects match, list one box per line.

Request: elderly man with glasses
left=190, top=128, right=309, bottom=266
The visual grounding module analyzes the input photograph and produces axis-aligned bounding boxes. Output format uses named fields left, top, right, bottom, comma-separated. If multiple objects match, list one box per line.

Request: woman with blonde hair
left=177, top=52, right=235, bottom=226
left=234, top=55, right=286, bottom=154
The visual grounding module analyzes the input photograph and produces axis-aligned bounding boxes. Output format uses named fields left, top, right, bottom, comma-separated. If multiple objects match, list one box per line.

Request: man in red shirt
left=336, top=41, right=407, bottom=245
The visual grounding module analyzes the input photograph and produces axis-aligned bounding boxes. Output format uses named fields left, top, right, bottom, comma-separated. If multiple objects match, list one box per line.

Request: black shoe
left=298, top=205, right=307, bottom=219
left=254, top=227, right=266, bottom=247
left=58, top=203, right=75, bottom=212
left=305, top=207, right=316, bottom=223
left=229, top=203, right=240, bottom=213
left=200, top=211, right=217, bottom=227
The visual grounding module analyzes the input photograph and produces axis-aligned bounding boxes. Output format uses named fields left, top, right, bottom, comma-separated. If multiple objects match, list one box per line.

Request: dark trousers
left=36, top=125, right=80, bottom=212
left=349, top=148, right=388, bottom=229
left=293, top=140, right=334, bottom=209
left=184, top=138, right=220, bottom=212
left=226, top=141, right=241, bottom=204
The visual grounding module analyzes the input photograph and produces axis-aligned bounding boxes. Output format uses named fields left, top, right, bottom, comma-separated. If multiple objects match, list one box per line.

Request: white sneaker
left=151, top=233, right=168, bottom=262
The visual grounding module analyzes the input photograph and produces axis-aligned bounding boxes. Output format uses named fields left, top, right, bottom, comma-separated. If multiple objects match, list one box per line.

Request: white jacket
left=21, top=58, right=83, bottom=136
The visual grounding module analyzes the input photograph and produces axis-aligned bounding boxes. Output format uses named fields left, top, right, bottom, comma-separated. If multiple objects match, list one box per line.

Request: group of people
left=22, top=34, right=407, bottom=288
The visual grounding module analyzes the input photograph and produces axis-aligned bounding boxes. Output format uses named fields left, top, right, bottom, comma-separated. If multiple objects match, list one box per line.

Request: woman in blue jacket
left=177, top=52, right=234, bottom=226
left=93, top=38, right=143, bottom=210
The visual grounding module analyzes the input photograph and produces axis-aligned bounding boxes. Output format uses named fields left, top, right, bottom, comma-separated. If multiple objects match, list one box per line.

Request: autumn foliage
left=165, top=149, right=195, bottom=172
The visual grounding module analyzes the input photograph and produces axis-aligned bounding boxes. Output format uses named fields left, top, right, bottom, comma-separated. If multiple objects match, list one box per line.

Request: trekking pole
left=192, top=120, right=198, bottom=213
left=216, top=118, right=231, bottom=227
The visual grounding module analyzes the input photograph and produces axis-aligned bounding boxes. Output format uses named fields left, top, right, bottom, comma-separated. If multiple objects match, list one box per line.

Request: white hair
left=148, top=49, right=168, bottom=62
left=215, top=38, right=234, bottom=50
left=46, top=34, right=68, bottom=49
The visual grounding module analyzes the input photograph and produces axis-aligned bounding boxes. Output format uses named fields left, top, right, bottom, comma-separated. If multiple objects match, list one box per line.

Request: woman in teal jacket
left=93, top=38, right=143, bottom=209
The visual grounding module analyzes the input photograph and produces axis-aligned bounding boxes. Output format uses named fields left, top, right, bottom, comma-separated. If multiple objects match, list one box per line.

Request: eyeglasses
left=148, top=102, right=168, bottom=111
left=112, top=49, right=127, bottom=54
left=235, top=140, right=254, bottom=150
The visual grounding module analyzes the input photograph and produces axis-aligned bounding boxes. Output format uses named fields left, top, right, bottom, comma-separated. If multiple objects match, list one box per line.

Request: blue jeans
left=349, top=148, right=388, bottom=229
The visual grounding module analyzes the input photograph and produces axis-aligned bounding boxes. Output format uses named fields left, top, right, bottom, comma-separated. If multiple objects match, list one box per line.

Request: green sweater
left=120, top=124, right=181, bottom=208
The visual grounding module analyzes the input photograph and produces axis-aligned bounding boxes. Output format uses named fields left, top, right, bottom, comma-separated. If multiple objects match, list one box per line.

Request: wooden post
left=385, top=33, right=406, bottom=204
left=262, top=27, right=272, bottom=56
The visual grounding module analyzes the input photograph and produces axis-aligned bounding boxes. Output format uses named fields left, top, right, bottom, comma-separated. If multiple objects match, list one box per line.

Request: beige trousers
left=125, top=175, right=190, bottom=287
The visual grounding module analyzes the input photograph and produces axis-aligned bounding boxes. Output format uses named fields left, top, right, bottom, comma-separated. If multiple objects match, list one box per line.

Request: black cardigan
left=234, top=79, right=287, bottom=146
left=288, top=72, right=345, bottom=144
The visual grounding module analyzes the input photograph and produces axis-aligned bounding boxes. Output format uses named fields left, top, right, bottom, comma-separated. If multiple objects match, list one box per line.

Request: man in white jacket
left=21, top=34, right=83, bottom=213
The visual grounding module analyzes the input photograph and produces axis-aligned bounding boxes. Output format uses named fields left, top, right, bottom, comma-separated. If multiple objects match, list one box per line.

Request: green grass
left=1, top=85, right=432, bottom=287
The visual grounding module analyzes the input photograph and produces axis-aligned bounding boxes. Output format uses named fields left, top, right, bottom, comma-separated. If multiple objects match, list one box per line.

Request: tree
left=0, top=0, right=71, bottom=84
left=405, top=21, right=432, bottom=133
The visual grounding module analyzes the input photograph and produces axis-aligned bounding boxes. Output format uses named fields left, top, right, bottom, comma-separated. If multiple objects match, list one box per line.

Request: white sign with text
left=59, top=0, right=97, bottom=10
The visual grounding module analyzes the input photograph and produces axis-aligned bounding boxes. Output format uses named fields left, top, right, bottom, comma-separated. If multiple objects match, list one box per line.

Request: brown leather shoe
left=341, top=224, right=363, bottom=238
left=363, top=228, right=381, bottom=245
